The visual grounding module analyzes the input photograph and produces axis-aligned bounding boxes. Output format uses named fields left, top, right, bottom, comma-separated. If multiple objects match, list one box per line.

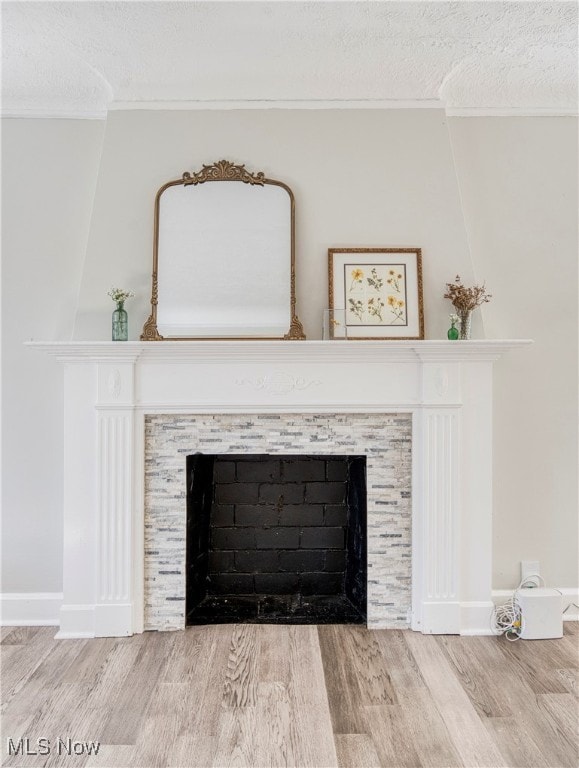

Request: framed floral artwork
left=328, top=248, right=424, bottom=339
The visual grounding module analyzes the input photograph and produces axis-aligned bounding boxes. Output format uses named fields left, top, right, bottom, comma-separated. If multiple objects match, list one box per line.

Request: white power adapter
left=518, top=587, right=563, bottom=640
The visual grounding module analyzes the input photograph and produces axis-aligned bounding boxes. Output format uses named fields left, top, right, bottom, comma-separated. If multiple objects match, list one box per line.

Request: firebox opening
left=185, top=453, right=367, bottom=624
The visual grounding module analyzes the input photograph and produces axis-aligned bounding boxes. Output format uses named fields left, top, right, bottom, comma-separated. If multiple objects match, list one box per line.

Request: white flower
left=449, top=313, right=460, bottom=324
left=108, top=288, right=135, bottom=303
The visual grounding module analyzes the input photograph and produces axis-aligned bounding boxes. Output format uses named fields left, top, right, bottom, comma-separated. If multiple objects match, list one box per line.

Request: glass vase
left=112, top=301, right=128, bottom=341
left=322, top=309, right=348, bottom=340
left=447, top=320, right=459, bottom=340
left=458, top=310, right=472, bottom=340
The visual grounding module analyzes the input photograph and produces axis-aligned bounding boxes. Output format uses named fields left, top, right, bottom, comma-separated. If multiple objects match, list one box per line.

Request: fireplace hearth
left=186, top=454, right=367, bottom=624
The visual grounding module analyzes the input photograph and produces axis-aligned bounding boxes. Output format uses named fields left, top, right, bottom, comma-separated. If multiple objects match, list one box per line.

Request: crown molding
left=2, top=102, right=576, bottom=120
left=108, top=98, right=444, bottom=111
left=446, top=107, right=578, bottom=117
left=1, top=109, right=107, bottom=120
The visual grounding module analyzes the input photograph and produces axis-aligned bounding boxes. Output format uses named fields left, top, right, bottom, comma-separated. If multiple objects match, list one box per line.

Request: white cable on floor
left=491, top=574, right=545, bottom=641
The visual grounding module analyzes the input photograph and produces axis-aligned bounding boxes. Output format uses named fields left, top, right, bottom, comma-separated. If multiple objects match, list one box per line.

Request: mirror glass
left=142, top=161, right=304, bottom=340
left=157, top=183, right=291, bottom=337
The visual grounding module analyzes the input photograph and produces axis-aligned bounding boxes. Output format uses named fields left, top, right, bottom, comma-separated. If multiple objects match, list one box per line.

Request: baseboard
left=493, top=587, right=579, bottom=621
left=94, top=603, right=133, bottom=637
left=0, top=592, right=63, bottom=626
left=420, top=600, right=461, bottom=634
left=460, top=601, right=496, bottom=635
left=58, top=604, right=95, bottom=637
left=2, top=589, right=575, bottom=630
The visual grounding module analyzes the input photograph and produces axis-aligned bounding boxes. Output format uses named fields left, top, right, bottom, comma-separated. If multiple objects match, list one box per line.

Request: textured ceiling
left=2, top=1, right=577, bottom=116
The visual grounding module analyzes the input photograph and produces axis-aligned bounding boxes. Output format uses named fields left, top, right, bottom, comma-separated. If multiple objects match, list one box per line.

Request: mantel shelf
left=27, top=339, right=533, bottom=364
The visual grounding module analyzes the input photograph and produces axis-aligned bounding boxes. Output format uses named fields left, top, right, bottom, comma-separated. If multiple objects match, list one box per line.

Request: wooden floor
left=1, top=623, right=577, bottom=768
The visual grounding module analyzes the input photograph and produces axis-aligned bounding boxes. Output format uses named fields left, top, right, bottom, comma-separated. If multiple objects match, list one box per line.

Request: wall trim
left=1, top=111, right=107, bottom=120
left=3, top=103, right=576, bottom=120
left=108, top=98, right=444, bottom=111
left=459, top=600, right=496, bottom=636
left=446, top=107, right=578, bottom=118
left=493, top=587, right=579, bottom=621
left=0, top=592, right=63, bottom=626
left=1, top=588, right=575, bottom=629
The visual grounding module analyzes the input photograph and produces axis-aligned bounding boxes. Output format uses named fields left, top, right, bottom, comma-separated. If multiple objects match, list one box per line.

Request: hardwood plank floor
left=1, top=624, right=577, bottom=768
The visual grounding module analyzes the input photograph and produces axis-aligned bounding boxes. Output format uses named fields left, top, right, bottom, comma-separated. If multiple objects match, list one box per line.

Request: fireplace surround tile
left=144, top=412, right=412, bottom=630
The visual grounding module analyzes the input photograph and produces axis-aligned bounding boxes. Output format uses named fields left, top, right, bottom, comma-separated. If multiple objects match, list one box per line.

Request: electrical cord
left=563, top=602, right=579, bottom=616
left=491, top=574, right=545, bottom=641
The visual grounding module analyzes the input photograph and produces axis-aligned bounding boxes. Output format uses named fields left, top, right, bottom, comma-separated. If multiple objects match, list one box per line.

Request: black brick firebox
left=186, top=454, right=367, bottom=624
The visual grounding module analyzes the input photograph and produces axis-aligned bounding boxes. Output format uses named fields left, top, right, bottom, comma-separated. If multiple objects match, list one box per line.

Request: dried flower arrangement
left=444, top=275, right=491, bottom=312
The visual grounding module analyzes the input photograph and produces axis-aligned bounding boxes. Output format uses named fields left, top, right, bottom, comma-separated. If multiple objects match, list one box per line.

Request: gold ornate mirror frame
left=141, top=160, right=305, bottom=341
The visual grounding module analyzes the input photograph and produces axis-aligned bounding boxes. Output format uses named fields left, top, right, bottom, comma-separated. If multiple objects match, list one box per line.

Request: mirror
left=141, top=160, right=305, bottom=340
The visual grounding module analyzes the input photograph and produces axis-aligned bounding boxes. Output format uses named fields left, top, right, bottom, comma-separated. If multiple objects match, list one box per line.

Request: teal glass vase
left=447, top=319, right=459, bottom=340
left=112, top=302, right=128, bottom=341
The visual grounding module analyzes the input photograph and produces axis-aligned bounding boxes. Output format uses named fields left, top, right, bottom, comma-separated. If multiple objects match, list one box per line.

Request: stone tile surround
left=144, top=413, right=412, bottom=630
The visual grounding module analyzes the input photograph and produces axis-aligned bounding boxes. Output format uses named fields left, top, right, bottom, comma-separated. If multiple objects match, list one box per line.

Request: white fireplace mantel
left=29, top=339, right=531, bottom=638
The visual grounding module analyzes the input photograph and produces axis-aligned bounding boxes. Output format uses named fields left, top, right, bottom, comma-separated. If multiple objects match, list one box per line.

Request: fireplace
left=29, top=339, right=528, bottom=637
left=144, top=412, right=411, bottom=631
left=185, top=454, right=367, bottom=624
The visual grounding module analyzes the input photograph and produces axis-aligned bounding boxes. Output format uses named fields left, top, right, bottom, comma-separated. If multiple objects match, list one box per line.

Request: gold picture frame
left=328, top=248, right=425, bottom=340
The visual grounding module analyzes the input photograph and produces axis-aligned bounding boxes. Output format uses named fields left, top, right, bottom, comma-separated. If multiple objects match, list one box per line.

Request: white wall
left=2, top=109, right=577, bottom=602
left=74, top=109, right=477, bottom=341
left=449, top=117, right=578, bottom=589
left=1, top=118, right=104, bottom=592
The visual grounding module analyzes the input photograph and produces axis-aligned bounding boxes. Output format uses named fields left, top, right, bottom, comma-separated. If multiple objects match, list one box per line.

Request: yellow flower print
left=350, top=268, right=364, bottom=290
left=388, top=295, right=405, bottom=323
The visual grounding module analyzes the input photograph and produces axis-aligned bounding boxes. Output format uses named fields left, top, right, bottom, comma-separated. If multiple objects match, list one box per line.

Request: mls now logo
left=7, top=738, right=100, bottom=756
